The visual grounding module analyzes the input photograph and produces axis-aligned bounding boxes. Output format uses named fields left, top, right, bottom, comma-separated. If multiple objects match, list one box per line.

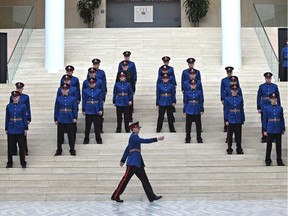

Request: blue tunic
left=257, top=83, right=281, bottom=110
left=82, top=88, right=103, bottom=115
left=113, top=81, right=133, bottom=107
left=60, top=76, right=81, bottom=102
left=157, top=65, right=175, bottom=77
left=86, top=69, right=107, bottom=92
left=9, top=93, right=31, bottom=122
left=220, top=77, right=241, bottom=101
left=82, top=79, right=106, bottom=101
left=54, top=95, right=78, bottom=123
left=118, top=61, right=137, bottom=82
left=5, top=102, right=28, bottom=134
left=183, top=89, right=204, bottom=115
left=282, top=45, right=288, bottom=67
left=224, top=95, right=245, bottom=124
left=120, top=133, right=158, bottom=167
left=181, top=68, right=201, bottom=91
left=263, top=104, right=285, bottom=134
left=156, top=82, right=176, bottom=106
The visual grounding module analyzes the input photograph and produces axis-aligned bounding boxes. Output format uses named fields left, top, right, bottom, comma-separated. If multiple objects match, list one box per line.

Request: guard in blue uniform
left=10, top=82, right=31, bottom=156
left=157, top=56, right=175, bottom=77
left=183, top=79, right=204, bottom=143
left=54, top=83, right=78, bottom=156
left=156, top=65, right=177, bottom=86
left=82, top=78, right=103, bottom=144
left=224, top=85, right=245, bottom=154
left=182, top=69, right=204, bottom=95
left=222, top=75, right=241, bottom=132
left=116, top=60, right=136, bottom=122
left=262, top=93, right=285, bottom=166
left=113, top=72, right=133, bottom=133
left=181, top=58, right=201, bottom=92
left=60, top=65, right=81, bottom=103
left=111, top=122, right=164, bottom=203
left=257, top=72, right=281, bottom=143
left=117, top=51, right=137, bottom=85
left=57, top=75, right=78, bottom=100
left=156, top=74, right=176, bottom=133
left=6, top=91, right=28, bottom=168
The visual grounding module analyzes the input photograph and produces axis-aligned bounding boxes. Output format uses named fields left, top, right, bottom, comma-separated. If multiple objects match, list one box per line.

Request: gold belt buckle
left=234, top=108, right=237, bottom=113
left=14, top=118, right=16, bottom=122
left=92, top=101, right=94, bottom=104
left=122, top=92, right=125, bottom=96
left=64, top=108, right=67, bottom=113
left=165, top=93, right=168, bottom=97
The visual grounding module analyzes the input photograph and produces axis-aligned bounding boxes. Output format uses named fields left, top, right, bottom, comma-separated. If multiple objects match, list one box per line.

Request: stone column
left=45, top=0, right=65, bottom=73
left=221, top=0, right=242, bottom=69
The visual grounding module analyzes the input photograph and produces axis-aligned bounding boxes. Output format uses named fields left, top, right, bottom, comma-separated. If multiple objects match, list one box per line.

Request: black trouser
left=157, top=106, right=175, bottom=132
left=260, top=112, right=266, bottom=139
left=57, top=123, right=75, bottom=152
left=186, top=114, right=201, bottom=140
left=12, top=134, right=28, bottom=155
left=280, top=67, right=287, bottom=81
left=100, top=110, right=104, bottom=132
left=116, top=106, right=130, bottom=131
left=130, top=99, right=134, bottom=120
left=227, top=124, right=242, bottom=152
left=7, top=134, right=26, bottom=165
left=112, top=165, right=157, bottom=201
left=84, top=114, right=102, bottom=143
left=266, top=133, right=282, bottom=163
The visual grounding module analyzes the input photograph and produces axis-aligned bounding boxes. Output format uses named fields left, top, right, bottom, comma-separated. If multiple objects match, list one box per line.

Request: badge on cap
left=186, top=58, right=195, bottom=64
left=269, top=92, right=277, bottom=99
left=11, top=90, right=20, bottom=97
left=225, top=66, right=234, bottom=73
left=230, top=85, right=238, bottom=90
left=88, top=78, right=96, bottom=84
left=15, top=82, right=25, bottom=88
left=162, top=73, right=169, bottom=79
left=65, top=65, right=75, bottom=71
left=129, top=121, right=141, bottom=130
left=162, top=56, right=171, bottom=62
left=119, top=72, right=126, bottom=78
left=92, top=58, right=101, bottom=64
left=161, top=65, right=169, bottom=71
left=62, top=74, right=71, bottom=80
left=264, top=72, right=273, bottom=77
left=190, top=79, right=197, bottom=85
left=229, top=76, right=238, bottom=82
left=61, top=83, right=70, bottom=89
left=88, top=67, right=96, bottom=73
left=123, top=51, right=131, bottom=57
left=121, top=60, right=129, bottom=66
left=189, top=68, right=196, bottom=74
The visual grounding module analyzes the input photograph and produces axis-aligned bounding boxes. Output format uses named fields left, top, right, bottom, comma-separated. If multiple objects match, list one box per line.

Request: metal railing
left=4, top=6, right=35, bottom=83
left=253, top=4, right=288, bottom=81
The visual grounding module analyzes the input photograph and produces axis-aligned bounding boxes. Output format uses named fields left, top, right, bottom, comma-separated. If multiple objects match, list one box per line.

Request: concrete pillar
left=45, top=0, right=65, bottom=73
left=221, top=0, right=242, bottom=69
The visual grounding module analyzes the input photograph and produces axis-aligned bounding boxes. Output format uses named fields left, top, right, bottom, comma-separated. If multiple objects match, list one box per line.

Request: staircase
left=0, top=28, right=287, bottom=201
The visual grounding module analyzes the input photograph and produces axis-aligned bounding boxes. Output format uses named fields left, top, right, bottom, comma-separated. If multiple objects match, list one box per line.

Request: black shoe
left=129, top=118, right=133, bottom=122
left=261, top=137, right=266, bottom=143
left=170, top=130, right=176, bottom=133
left=197, top=138, right=203, bottom=143
left=54, top=150, right=62, bottom=156
left=116, top=129, right=121, bottom=133
left=101, top=130, right=104, bottom=134
left=237, top=150, right=244, bottom=155
left=150, top=195, right=162, bottom=202
left=226, top=148, right=233, bottom=155
left=70, top=150, right=76, bottom=156
left=185, top=139, right=190, bottom=143
left=265, top=161, right=272, bottom=166
left=6, top=163, right=13, bottom=168
left=156, top=129, right=161, bottom=133
left=83, top=139, right=89, bottom=144
left=111, top=197, right=124, bottom=203
left=25, top=152, right=29, bottom=156
left=97, top=141, right=103, bottom=144
left=277, top=161, right=285, bottom=166
left=21, top=164, right=26, bottom=168
left=12, top=152, right=17, bottom=156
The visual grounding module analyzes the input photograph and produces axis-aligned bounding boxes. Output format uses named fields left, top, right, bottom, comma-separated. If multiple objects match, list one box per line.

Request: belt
left=229, top=109, right=240, bottom=112
left=129, top=149, right=141, bottom=153
left=160, top=93, right=171, bottom=97
left=117, top=93, right=128, bottom=96
left=268, top=118, right=280, bottom=122
left=59, top=108, right=72, bottom=112
left=10, top=118, right=23, bottom=122
left=262, top=97, right=269, bottom=100
left=87, top=100, right=98, bottom=104
left=189, top=100, right=198, bottom=103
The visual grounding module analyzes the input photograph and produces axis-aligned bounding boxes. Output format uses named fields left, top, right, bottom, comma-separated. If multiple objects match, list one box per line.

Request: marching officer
left=156, top=73, right=176, bottom=133
left=224, top=85, right=245, bottom=154
left=82, top=78, right=103, bottom=144
left=222, top=75, right=241, bottom=132
left=263, top=92, right=285, bottom=166
left=10, top=82, right=31, bottom=156
left=113, top=72, right=133, bottom=133
left=60, top=65, right=81, bottom=103
left=181, top=58, right=201, bottom=92
left=54, top=83, right=78, bottom=156
left=183, top=79, right=204, bottom=143
left=111, top=121, right=164, bottom=203
left=257, top=72, right=281, bottom=143
left=116, top=60, right=136, bottom=122
left=157, top=56, right=175, bottom=77
left=117, top=51, right=137, bottom=85
left=6, top=91, right=28, bottom=168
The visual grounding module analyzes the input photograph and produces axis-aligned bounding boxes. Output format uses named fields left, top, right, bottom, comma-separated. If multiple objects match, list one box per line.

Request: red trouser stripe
left=114, top=166, right=130, bottom=200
